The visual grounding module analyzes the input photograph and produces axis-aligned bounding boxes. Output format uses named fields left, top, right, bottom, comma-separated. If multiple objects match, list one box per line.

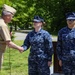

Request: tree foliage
left=0, top=0, right=75, bottom=33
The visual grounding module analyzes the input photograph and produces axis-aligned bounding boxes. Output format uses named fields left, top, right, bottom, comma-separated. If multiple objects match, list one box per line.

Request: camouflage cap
left=33, top=15, right=44, bottom=22
left=66, top=12, right=75, bottom=20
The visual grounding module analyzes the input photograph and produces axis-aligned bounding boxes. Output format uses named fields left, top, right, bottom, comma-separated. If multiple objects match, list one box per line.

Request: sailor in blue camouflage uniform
left=21, top=16, right=53, bottom=75
left=56, top=12, right=75, bottom=75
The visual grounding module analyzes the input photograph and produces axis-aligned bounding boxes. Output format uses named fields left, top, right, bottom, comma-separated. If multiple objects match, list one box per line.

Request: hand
left=7, top=41, right=24, bottom=53
left=48, top=61, right=52, bottom=67
left=18, top=47, right=24, bottom=53
left=59, top=60, right=62, bottom=67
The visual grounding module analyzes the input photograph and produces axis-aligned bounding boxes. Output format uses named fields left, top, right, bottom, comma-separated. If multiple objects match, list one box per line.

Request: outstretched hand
left=18, top=47, right=24, bottom=53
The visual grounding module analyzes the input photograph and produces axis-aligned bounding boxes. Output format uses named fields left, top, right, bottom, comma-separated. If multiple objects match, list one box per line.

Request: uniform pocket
left=62, top=34, right=67, bottom=41
left=70, top=50, right=75, bottom=56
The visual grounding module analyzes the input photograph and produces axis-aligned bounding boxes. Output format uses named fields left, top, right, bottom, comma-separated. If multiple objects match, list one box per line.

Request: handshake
left=7, top=41, right=24, bottom=53
left=18, top=46, right=24, bottom=53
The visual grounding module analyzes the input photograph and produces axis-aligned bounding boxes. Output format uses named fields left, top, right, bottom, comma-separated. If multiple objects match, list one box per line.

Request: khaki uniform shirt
left=0, top=18, right=11, bottom=53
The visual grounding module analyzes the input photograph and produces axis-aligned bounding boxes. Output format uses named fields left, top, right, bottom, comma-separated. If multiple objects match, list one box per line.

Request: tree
left=1, top=0, right=75, bottom=34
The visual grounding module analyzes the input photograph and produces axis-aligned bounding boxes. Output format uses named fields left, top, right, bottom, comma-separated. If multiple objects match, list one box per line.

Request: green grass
left=0, top=40, right=54, bottom=75
left=0, top=40, right=29, bottom=75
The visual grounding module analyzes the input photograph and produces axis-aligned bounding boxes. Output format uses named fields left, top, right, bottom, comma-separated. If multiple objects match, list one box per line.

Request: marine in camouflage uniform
left=22, top=16, right=53, bottom=75
left=57, top=12, right=75, bottom=75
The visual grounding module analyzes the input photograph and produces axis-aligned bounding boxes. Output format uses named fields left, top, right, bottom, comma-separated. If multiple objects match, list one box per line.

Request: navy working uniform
left=57, top=12, right=75, bottom=75
left=22, top=28, right=53, bottom=75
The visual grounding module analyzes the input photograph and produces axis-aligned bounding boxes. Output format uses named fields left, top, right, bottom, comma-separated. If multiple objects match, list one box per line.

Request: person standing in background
left=0, top=4, right=24, bottom=70
left=57, top=12, right=75, bottom=75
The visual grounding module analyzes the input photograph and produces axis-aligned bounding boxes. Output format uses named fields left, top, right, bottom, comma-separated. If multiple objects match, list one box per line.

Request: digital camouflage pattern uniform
left=57, top=26, right=75, bottom=75
left=22, top=29, right=53, bottom=75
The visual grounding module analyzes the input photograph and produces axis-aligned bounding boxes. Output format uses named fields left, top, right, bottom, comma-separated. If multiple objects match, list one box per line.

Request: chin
left=8, top=20, right=11, bottom=23
left=6, top=21, right=10, bottom=23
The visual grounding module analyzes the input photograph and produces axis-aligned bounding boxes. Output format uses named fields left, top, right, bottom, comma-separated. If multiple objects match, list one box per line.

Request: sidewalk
left=14, top=32, right=27, bottom=40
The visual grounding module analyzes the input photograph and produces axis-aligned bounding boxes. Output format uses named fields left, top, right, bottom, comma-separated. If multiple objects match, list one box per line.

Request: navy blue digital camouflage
left=22, top=29, right=53, bottom=75
left=57, top=26, right=75, bottom=75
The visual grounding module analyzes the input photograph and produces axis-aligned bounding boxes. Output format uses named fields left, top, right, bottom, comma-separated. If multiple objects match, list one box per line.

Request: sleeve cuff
left=48, top=57, right=52, bottom=61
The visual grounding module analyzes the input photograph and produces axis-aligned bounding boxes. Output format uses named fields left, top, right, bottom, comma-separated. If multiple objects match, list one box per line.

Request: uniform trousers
left=0, top=52, right=3, bottom=70
left=28, top=56, right=50, bottom=75
left=62, top=58, right=75, bottom=75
